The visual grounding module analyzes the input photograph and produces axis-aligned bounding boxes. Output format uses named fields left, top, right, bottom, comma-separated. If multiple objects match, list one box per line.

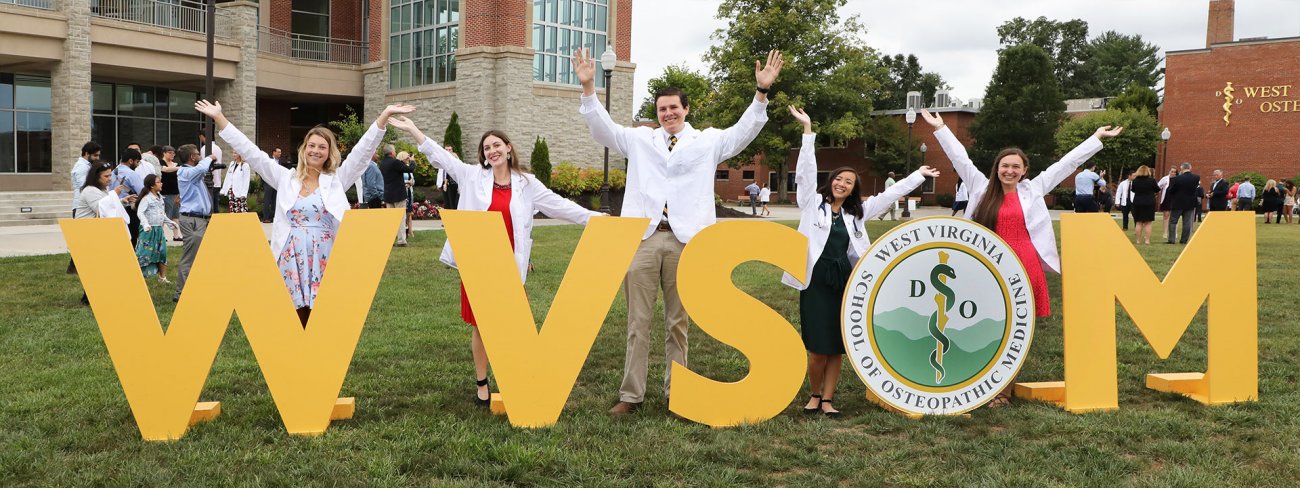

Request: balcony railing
left=0, top=0, right=53, bottom=9
left=258, top=26, right=368, bottom=65
left=92, top=0, right=207, bottom=35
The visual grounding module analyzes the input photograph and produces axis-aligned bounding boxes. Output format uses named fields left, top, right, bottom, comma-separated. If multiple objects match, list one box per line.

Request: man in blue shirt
left=1235, top=177, right=1256, bottom=211
left=361, top=154, right=386, bottom=209
left=112, top=148, right=145, bottom=246
left=1074, top=163, right=1105, bottom=213
left=172, top=144, right=213, bottom=302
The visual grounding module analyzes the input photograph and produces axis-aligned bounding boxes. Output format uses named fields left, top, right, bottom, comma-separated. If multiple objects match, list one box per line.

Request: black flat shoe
left=474, top=377, right=490, bottom=407
left=802, top=395, right=822, bottom=415
left=821, top=399, right=841, bottom=419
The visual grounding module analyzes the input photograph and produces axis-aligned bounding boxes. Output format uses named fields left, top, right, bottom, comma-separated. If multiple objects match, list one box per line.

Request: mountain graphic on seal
left=871, top=307, right=1005, bottom=387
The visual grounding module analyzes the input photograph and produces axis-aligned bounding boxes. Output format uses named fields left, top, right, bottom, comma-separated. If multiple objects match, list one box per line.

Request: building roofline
left=870, top=107, right=978, bottom=116
left=1168, top=35, right=1300, bottom=56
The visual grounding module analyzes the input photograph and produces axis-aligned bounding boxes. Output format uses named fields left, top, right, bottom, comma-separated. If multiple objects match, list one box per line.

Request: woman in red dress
left=922, top=108, right=1124, bottom=406
left=387, top=117, right=602, bottom=407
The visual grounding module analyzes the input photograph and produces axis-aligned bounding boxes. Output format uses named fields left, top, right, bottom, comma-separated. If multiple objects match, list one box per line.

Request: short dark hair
left=121, top=148, right=142, bottom=162
left=654, top=87, right=690, bottom=109
left=126, top=142, right=142, bottom=149
left=81, top=142, right=101, bottom=157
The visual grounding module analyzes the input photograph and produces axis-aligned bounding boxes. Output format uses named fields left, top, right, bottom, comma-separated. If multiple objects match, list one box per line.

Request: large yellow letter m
left=1017, top=213, right=1258, bottom=412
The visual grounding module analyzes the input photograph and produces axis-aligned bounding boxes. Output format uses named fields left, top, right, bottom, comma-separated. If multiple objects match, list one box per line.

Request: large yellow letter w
left=62, top=210, right=402, bottom=440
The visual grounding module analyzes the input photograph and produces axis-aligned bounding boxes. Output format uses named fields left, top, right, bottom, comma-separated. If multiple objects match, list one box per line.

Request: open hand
left=918, top=166, right=941, bottom=178
left=920, top=108, right=944, bottom=129
left=383, top=104, right=416, bottom=116
left=788, top=106, right=811, bottom=133
left=194, top=100, right=223, bottom=119
left=755, top=50, right=784, bottom=89
left=387, top=115, right=417, bottom=133
left=572, top=48, right=597, bottom=87
left=1094, top=126, right=1124, bottom=138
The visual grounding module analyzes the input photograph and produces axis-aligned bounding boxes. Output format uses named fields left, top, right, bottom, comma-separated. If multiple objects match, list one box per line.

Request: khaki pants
left=619, top=230, right=689, bottom=403
left=175, top=215, right=209, bottom=300
left=387, top=201, right=407, bottom=243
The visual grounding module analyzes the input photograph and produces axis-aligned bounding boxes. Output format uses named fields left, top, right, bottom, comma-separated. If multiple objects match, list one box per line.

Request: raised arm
left=388, top=115, right=481, bottom=186
left=922, top=109, right=988, bottom=192
left=528, top=175, right=602, bottom=225
left=573, top=49, right=632, bottom=157
left=337, top=104, right=414, bottom=188
left=789, top=107, right=821, bottom=210
left=715, top=50, right=782, bottom=161
left=863, top=167, right=939, bottom=220
left=1027, top=126, right=1122, bottom=196
left=197, top=100, right=290, bottom=189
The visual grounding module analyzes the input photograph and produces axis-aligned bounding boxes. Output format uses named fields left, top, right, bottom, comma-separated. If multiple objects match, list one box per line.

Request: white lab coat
left=416, top=139, right=599, bottom=283
left=1115, top=178, right=1133, bottom=206
left=219, top=122, right=386, bottom=257
left=781, top=133, right=926, bottom=290
left=935, top=126, right=1104, bottom=274
left=579, top=93, right=768, bottom=243
left=218, top=161, right=251, bottom=198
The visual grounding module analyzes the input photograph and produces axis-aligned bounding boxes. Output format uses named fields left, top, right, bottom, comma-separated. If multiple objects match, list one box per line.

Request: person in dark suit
left=1207, top=169, right=1230, bottom=211
left=379, top=144, right=409, bottom=246
left=1166, top=162, right=1200, bottom=245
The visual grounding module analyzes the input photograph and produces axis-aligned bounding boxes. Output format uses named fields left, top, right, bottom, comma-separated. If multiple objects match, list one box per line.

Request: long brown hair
left=295, top=126, right=342, bottom=183
left=970, top=147, right=1030, bottom=230
left=477, top=130, right=523, bottom=173
left=818, top=167, right=864, bottom=219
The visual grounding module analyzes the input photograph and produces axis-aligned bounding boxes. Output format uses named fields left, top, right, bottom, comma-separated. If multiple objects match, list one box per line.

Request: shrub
left=1228, top=171, right=1267, bottom=190
left=532, top=137, right=551, bottom=187
left=1048, top=187, right=1075, bottom=210
left=550, top=162, right=584, bottom=196
left=935, top=193, right=955, bottom=207
left=394, top=140, right=436, bottom=187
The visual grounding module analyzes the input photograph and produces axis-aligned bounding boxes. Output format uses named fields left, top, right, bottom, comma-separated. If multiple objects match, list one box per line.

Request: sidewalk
left=0, top=205, right=1090, bottom=258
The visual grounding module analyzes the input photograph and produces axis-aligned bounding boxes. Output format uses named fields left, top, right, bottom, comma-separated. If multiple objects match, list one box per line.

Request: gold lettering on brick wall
left=1217, top=81, right=1300, bottom=122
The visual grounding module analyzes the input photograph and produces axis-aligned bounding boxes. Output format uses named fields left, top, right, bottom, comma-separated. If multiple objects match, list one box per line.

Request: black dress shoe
left=475, top=377, right=490, bottom=407
left=802, top=395, right=822, bottom=415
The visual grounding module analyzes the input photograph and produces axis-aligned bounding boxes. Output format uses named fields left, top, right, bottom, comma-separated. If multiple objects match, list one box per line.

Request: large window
left=533, top=0, right=610, bottom=87
left=89, top=81, right=201, bottom=163
left=0, top=73, right=52, bottom=174
left=389, top=0, right=459, bottom=89
left=292, top=0, right=330, bottom=38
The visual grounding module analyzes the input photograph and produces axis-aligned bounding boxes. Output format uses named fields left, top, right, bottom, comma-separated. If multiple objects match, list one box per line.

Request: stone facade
left=215, top=1, right=260, bottom=157
left=50, top=0, right=93, bottom=190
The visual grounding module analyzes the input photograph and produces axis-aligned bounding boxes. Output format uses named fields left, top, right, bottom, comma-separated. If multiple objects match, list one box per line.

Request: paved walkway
left=0, top=205, right=1085, bottom=258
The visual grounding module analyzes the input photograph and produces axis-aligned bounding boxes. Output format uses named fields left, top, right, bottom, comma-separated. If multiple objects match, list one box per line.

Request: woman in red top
left=922, top=108, right=1123, bottom=406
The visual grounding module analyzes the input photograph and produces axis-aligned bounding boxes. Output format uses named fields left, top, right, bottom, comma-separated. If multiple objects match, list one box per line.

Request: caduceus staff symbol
left=928, top=252, right=957, bottom=383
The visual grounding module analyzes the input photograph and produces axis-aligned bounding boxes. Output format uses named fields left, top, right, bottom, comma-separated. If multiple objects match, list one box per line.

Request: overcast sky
left=628, top=0, right=1300, bottom=116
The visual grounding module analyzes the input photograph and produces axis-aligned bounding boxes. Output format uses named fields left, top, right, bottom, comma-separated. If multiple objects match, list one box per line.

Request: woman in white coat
left=195, top=99, right=413, bottom=326
left=387, top=115, right=602, bottom=407
left=781, top=107, right=937, bottom=417
left=921, top=108, right=1122, bottom=406
left=218, top=153, right=251, bottom=213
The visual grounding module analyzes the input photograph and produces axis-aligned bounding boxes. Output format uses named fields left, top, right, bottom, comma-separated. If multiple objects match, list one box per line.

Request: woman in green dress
left=781, top=107, right=937, bottom=417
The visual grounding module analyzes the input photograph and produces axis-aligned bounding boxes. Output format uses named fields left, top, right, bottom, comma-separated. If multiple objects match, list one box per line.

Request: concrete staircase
left=0, top=191, right=70, bottom=227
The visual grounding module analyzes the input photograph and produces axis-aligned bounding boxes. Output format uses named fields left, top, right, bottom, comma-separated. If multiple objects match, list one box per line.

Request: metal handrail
left=0, top=0, right=53, bottom=9
left=91, top=0, right=208, bottom=34
left=257, top=25, right=368, bottom=65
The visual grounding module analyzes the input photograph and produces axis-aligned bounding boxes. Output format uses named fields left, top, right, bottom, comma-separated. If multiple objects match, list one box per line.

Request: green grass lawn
left=2, top=219, right=1298, bottom=486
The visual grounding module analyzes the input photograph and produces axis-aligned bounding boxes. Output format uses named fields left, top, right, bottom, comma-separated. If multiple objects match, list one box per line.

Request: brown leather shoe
left=608, top=401, right=641, bottom=415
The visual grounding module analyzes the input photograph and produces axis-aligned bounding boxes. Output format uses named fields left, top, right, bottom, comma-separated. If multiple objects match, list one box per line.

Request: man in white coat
left=574, top=48, right=783, bottom=415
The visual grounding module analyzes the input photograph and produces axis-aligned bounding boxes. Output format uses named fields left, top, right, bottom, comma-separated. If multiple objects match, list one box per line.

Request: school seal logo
left=842, top=217, right=1035, bottom=415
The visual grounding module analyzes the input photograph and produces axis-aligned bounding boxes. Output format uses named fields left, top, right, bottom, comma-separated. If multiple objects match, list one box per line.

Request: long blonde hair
left=295, top=126, right=342, bottom=182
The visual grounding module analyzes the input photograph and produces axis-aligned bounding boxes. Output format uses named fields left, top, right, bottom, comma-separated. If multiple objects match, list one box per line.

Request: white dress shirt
left=1115, top=179, right=1133, bottom=206
left=936, top=126, right=1104, bottom=274
left=579, top=94, right=769, bottom=243
left=416, top=140, right=599, bottom=283
left=219, top=122, right=385, bottom=257
left=781, top=133, right=927, bottom=290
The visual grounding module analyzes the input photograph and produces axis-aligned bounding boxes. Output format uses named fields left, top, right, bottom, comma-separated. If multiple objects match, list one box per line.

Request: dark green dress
left=799, top=211, right=850, bottom=355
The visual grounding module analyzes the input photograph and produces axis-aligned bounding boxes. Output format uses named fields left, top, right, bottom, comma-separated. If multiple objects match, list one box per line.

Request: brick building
left=1162, top=0, right=1300, bottom=183
left=714, top=107, right=978, bottom=207
left=0, top=0, right=634, bottom=225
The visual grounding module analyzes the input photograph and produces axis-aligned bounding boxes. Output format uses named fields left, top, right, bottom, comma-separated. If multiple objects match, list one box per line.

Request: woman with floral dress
left=195, top=99, right=413, bottom=325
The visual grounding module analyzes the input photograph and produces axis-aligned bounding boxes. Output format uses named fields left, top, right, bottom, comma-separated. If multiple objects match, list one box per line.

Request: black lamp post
left=1160, top=127, right=1171, bottom=175
left=599, top=45, right=616, bottom=214
left=903, top=107, right=916, bottom=219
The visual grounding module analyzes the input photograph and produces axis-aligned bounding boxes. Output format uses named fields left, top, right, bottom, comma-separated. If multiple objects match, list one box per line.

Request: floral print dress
left=278, top=191, right=338, bottom=309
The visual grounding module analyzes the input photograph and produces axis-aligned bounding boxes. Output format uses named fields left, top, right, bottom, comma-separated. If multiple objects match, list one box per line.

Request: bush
left=550, top=162, right=584, bottom=196
left=935, top=193, right=955, bottom=207
left=608, top=169, right=626, bottom=190
left=532, top=137, right=551, bottom=187
left=1228, top=171, right=1267, bottom=190
left=1048, top=187, right=1075, bottom=210
left=394, top=140, right=436, bottom=187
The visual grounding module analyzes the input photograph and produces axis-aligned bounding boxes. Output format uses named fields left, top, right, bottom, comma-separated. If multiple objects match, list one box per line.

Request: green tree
left=637, top=64, right=716, bottom=122
left=876, top=54, right=950, bottom=110
left=1109, top=82, right=1160, bottom=117
left=862, top=116, right=919, bottom=177
left=329, top=106, right=396, bottom=151
left=1055, top=109, right=1160, bottom=180
left=704, top=0, right=881, bottom=201
left=971, top=44, right=1066, bottom=174
left=1085, top=31, right=1162, bottom=96
left=997, top=16, right=1094, bottom=99
left=443, top=111, right=463, bottom=159
left=531, top=136, right=551, bottom=186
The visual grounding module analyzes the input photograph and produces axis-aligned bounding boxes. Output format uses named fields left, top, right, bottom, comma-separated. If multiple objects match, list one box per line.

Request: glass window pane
left=584, top=32, right=595, bottom=52
left=439, top=0, right=450, bottom=24
left=118, top=118, right=154, bottom=157
left=411, top=1, right=423, bottom=28
left=597, top=5, right=607, bottom=31
left=292, top=12, right=329, bottom=38
left=448, top=54, right=456, bottom=81
left=449, top=25, right=458, bottom=51
left=533, top=25, right=542, bottom=51
left=156, top=120, right=169, bottom=148
left=90, top=116, right=115, bottom=162
left=437, top=27, right=448, bottom=54
left=0, top=111, right=13, bottom=173
left=546, top=26, right=557, bottom=53
left=17, top=112, right=51, bottom=173
left=169, top=122, right=199, bottom=149
left=558, top=0, right=569, bottom=25
left=558, top=29, right=569, bottom=55
left=533, top=0, right=543, bottom=22
left=391, top=6, right=400, bottom=32
left=116, top=85, right=155, bottom=118
left=402, top=5, right=412, bottom=32
left=92, top=82, right=114, bottom=115
left=571, top=1, right=582, bottom=25
left=155, top=88, right=169, bottom=120
left=585, top=3, right=595, bottom=29
left=533, top=55, right=543, bottom=81
left=169, top=90, right=198, bottom=121
left=559, top=53, right=572, bottom=84
left=14, top=75, right=51, bottom=111
left=0, top=74, right=14, bottom=109
left=546, top=55, right=556, bottom=82
left=450, top=0, right=459, bottom=22
left=292, top=0, right=329, bottom=15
